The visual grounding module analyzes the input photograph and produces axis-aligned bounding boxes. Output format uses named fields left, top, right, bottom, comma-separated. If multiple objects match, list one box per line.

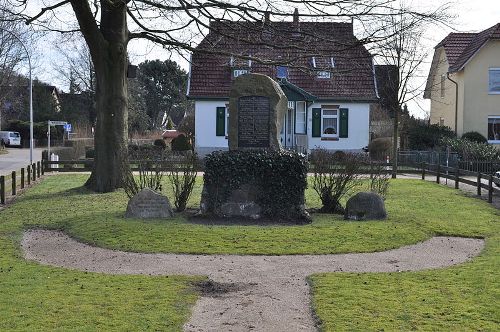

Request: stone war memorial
left=200, top=74, right=310, bottom=222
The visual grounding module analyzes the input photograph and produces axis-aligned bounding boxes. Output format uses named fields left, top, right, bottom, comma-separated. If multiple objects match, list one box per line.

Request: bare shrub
left=310, top=149, right=365, bottom=214
left=368, top=162, right=390, bottom=199
left=122, top=146, right=166, bottom=199
left=167, top=153, right=199, bottom=212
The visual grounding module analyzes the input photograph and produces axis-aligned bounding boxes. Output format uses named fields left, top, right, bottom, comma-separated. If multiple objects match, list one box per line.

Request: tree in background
left=0, top=3, right=33, bottom=129
left=370, top=2, right=451, bottom=177
left=127, top=79, right=150, bottom=135
left=137, top=59, right=188, bottom=130
left=9, top=0, right=451, bottom=192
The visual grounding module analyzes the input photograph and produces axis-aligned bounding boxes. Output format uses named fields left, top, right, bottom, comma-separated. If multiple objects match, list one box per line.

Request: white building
left=187, top=13, right=382, bottom=155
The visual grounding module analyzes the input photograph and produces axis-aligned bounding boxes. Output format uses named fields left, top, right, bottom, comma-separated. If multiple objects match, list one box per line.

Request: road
left=0, top=148, right=44, bottom=176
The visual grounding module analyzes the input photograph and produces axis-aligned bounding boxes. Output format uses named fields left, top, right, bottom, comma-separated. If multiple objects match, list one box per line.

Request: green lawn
left=0, top=174, right=498, bottom=330
left=0, top=175, right=202, bottom=331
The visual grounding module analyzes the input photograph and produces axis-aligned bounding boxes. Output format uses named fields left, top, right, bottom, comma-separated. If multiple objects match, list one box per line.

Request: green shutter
left=216, top=107, right=225, bottom=136
left=312, top=108, right=321, bottom=137
left=339, top=108, right=349, bottom=138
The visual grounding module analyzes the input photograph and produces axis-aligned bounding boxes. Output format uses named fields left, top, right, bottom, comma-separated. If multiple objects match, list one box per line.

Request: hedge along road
left=23, top=230, right=484, bottom=332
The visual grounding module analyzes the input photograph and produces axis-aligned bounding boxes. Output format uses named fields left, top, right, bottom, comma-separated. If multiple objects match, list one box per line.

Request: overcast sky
left=32, top=0, right=499, bottom=118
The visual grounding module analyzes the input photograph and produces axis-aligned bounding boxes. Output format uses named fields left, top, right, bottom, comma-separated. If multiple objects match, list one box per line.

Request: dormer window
left=310, top=57, right=316, bottom=68
left=233, top=69, right=249, bottom=78
left=276, top=66, right=288, bottom=79
left=330, top=57, right=335, bottom=68
left=317, top=71, right=331, bottom=79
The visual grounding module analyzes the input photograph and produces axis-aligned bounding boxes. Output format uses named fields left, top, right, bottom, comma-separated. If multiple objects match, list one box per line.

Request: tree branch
left=25, top=0, right=71, bottom=24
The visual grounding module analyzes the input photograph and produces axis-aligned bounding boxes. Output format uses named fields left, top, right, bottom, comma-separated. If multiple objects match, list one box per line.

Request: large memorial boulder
left=228, top=73, right=287, bottom=151
left=344, top=192, right=387, bottom=221
left=125, top=188, right=174, bottom=219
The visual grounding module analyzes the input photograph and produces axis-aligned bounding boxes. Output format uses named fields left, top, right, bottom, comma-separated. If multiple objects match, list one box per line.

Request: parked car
left=0, top=131, right=22, bottom=147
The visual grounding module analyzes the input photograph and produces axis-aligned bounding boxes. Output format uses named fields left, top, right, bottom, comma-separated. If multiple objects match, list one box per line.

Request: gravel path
left=22, top=230, right=484, bottom=332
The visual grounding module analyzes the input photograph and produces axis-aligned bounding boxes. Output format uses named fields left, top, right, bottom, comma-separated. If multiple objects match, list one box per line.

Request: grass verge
left=0, top=175, right=202, bottom=331
left=1, top=174, right=498, bottom=330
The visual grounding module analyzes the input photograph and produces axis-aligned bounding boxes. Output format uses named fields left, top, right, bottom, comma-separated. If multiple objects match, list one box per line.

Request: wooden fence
left=3, top=159, right=498, bottom=205
left=0, top=161, right=44, bottom=205
left=416, top=162, right=500, bottom=203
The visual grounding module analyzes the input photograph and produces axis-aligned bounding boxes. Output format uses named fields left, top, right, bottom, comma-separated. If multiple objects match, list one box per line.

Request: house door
left=280, top=108, right=294, bottom=148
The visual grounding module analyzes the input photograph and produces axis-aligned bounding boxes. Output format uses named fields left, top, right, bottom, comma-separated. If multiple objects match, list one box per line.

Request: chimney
left=293, top=8, right=299, bottom=26
left=264, top=11, right=270, bottom=24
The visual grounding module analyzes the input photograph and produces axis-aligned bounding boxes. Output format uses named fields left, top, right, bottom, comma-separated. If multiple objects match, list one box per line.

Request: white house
left=187, top=12, right=381, bottom=155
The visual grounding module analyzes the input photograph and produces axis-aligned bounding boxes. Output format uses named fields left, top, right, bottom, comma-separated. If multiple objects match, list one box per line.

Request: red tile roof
left=424, top=23, right=500, bottom=99
left=188, top=20, right=377, bottom=101
left=438, top=23, right=500, bottom=72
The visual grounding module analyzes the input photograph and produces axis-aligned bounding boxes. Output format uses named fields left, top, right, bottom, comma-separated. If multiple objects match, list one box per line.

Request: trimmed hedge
left=461, top=131, right=487, bottom=144
left=203, top=150, right=309, bottom=220
left=171, top=134, right=192, bottom=151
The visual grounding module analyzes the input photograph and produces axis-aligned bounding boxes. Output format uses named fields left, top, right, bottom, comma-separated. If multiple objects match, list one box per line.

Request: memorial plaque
left=228, top=73, right=288, bottom=151
left=237, top=96, right=270, bottom=148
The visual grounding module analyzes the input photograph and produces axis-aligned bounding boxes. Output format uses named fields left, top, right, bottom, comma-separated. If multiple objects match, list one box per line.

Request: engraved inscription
left=238, top=96, right=270, bottom=148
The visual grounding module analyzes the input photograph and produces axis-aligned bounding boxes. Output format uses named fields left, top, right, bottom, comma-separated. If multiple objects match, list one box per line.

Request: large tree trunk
left=85, top=43, right=128, bottom=192
left=71, top=0, right=130, bottom=192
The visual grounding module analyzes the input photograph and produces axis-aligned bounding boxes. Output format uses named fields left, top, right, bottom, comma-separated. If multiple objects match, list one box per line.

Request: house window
left=310, top=57, right=316, bottom=68
left=440, top=74, right=446, bottom=98
left=488, top=116, right=500, bottom=142
left=295, top=101, right=306, bottom=134
left=277, top=66, right=288, bottom=79
left=321, top=108, right=338, bottom=137
left=489, top=68, right=500, bottom=94
left=317, top=71, right=331, bottom=79
left=233, top=69, right=249, bottom=78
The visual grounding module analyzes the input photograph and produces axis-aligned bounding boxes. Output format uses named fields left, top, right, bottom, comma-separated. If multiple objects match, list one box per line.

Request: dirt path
left=22, top=230, right=484, bottom=332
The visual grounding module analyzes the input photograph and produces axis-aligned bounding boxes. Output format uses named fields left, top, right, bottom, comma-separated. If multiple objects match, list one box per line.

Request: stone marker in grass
left=126, top=188, right=174, bottom=219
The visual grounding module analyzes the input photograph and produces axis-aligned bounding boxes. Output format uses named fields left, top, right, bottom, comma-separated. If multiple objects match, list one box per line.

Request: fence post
left=436, top=164, right=440, bottom=184
left=0, top=175, right=5, bottom=204
left=37, top=161, right=41, bottom=178
left=455, top=167, right=460, bottom=189
left=488, top=175, right=493, bottom=203
left=41, top=160, right=45, bottom=175
left=421, top=162, right=426, bottom=180
left=21, top=168, right=25, bottom=189
left=11, top=171, right=16, bottom=196
left=32, top=163, right=36, bottom=182
left=477, top=173, right=481, bottom=196
left=27, top=165, right=31, bottom=185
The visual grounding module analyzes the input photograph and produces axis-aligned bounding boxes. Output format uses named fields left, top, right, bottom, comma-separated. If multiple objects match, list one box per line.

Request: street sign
left=64, top=124, right=72, bottom=132
left=49, top=121, right=67, bottom=126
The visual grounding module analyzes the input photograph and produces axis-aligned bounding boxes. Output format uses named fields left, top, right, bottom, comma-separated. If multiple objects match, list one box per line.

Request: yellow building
left=424, top=23, right=500, bottom=145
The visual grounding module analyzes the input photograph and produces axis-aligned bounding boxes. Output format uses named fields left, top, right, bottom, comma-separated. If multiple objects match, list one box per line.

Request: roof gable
left=437, top=23, right=500, bottom=73
left=188, top=19, right=377, bottom=101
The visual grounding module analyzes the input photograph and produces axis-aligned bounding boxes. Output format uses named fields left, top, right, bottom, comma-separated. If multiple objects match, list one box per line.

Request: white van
left=0, top=131, right=22, bottom=147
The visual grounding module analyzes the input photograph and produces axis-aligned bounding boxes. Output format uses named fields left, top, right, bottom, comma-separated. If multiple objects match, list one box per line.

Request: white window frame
left=295, top=101, right=306, bottom=134
left=225, top=105, right=230, bottom=137
left=330, top=57, right=335, bottom=68
left=321, top=106, right=339, bottom=138
left=317, top=71, right=331, bottom=79
left=488, top=116, right=500, bottom=143
left=233, top=69, right=249, bottom=78
left=488, top=68, right=500, bottom=94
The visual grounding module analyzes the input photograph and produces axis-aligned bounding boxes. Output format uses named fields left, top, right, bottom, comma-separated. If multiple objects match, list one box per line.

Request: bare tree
left=370, top=2, right=451, bottom=177
left=53, top=38, right=95, bottom=94
left=7, top=0, right=449, bottom=192
left=0, top=2, right=33, bottom=128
